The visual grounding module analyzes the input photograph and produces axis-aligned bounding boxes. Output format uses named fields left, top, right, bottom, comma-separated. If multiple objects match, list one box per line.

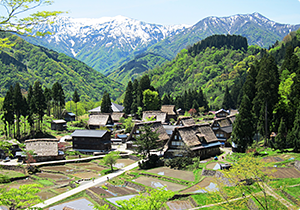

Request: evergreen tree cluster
left=2, top=81, right=66, bottom=139
left=123, top=75, right=160, bottom=115
left=188, top=34, right=248, bottom=57
left=232, top=37, right=300, bottom=152
left=169, top=88, right=209, bottom=112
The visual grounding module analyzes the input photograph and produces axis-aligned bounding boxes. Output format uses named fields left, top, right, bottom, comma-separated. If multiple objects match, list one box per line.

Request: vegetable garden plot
left=146, top=167, right=195, bottom=181
left=133, top=176, right=186, bottom=191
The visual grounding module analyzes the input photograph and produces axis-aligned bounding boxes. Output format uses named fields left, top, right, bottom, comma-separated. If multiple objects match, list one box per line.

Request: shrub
left=0, top=174, right=10, bottom=183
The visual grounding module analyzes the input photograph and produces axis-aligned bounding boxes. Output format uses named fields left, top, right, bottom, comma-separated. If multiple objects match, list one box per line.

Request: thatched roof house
left=164, top=124, right=221, bottom=158
left=88, top=103, right=124, bottom=114
left=25, top=139, right=64, bottom=161
left=51, top=120, right=67, bottom=131
left=111, top=112, right=125, bottom=122
left=211, top=117, right=233, bottom=141
left=176, top=116, right=196, bottom=126
left=142, top=111, right=167, bottom=124
left=227, top=115, right=236, bottom=124
left=126, top=121, right=169, bottom=149
left=161, top=105, right=178, bottom=122
left=88, top=114, right=114, bottom=129
left=215, top=109, right=230, bottom=118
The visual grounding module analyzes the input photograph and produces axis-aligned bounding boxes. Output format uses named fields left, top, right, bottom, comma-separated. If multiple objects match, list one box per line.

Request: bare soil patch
left=35, top=172, right=69, bottom=180
left=167, top=200, right=193, bottom=210
left=266, top=167, right=300, bottom=178
left=41, top=166, right=74, bottom=173
left=86, top=166, right=106, bottom=172
left=133, top=176, right=186, bottom=191
left=72, top=172, right=99, bottom=179
left=68, top=162, right=96, bottom=167
left=146, top=167, right=194, bottom=182
left=38, top=190, right=56, bottom=200
left=206, top=162, right=218, bottom=170
left=262, top=156, right=284, bottom=163
left=6, top=179, right=36, bottom=189
left=54, top=187, right=70, bottom=194
left=180, top=177, right=214, bottom=193
left=89, top=186, right=115, bottom=198
left=113, top=159, right=136, bottom=168
left=106, top=184, right=138, bottom=196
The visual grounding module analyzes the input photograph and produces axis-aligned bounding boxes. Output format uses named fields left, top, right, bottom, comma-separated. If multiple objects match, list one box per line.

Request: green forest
left=0, top=32, right=124, bottom=101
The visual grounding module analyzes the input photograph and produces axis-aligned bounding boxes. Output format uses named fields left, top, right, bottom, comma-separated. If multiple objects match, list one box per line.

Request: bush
left=165, top=157, right=193, bottom=169
left=0, top=174, right=10, bottom=183
left=138, top=154, right=161, bottom=169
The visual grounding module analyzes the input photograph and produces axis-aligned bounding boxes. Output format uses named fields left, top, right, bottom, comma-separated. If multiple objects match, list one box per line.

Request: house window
left=171, top=141, right=183, bottom=146
left=216, top=134, right=220, bottom=137
left=220, top=133, right=224, bottom=137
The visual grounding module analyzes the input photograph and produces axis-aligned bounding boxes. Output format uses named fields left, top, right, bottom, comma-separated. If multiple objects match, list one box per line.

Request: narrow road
left=33, top=161, right=139, bottom=209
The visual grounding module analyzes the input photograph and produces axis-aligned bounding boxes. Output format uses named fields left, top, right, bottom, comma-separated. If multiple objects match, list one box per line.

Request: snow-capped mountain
left=25, top=13, right=300, bottom=75
left=27, top=15, right=189, bottom=74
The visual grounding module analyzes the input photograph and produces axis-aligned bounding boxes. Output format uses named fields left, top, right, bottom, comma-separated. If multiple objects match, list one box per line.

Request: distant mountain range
left=24, top=12, right=300, bottom=81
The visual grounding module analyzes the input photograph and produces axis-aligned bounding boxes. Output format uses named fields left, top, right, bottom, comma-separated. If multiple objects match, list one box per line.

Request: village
left=1, top=101, right=300, bottom=210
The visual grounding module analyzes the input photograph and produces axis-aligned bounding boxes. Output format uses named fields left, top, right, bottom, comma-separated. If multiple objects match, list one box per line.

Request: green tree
left=232, top=95, right=254, bottom=152
left=287, top=107, right=300, bottom=152
left=143, top=89, right=160, bottom=111
left=0, top=0, right=63, bottom=47
left=13, top=82, right=23, bottom=139
left=135, top=124, right=160, bottom=158
left=2, top=85, right=14, bottom=137
left=103, top=151, right=120, bottom=172
left=116, top=187, right=175, bottom=210
left=274, top=118, right=286, bottom=151
left=72, top=89, right=80, bottom=120
left=101, top=91, right=113, bottom=113
left=44, top=87, right=52, bottom=116
left=52, top=82, right=65, bottom=118
left=222, top=85, right=233, bottom=110
left=123, top=81, right=133, bottom=114
left=131, top=79, right=139, bottom=114
left=0, top=184, right=42, bottom=209
left=120, top=117, right=134, bottom=133
left=33, top=81, right=46, bottom=131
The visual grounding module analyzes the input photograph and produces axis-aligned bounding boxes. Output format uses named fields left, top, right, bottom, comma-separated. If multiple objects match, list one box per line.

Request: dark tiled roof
left=71, top=130, right=107, bottom=138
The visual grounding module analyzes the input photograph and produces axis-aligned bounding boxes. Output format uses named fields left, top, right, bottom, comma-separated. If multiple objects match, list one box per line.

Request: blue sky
left=40, top=0, right=300, bottom=25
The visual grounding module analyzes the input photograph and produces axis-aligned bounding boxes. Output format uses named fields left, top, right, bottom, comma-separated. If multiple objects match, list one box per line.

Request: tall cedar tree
left=2, top=85, right=14, bottom=137
left=44, top=87, right=52, bottom=116
left=13, top=83, right=23, bottom=139
left=72, top=90, right=80, bottom=120
left=138, top=74, right=152, bottom=109
left=222, top=85, right=233, bottom=110
left=131, top=79, right=139, bottom=114
left=123, top=81, right=133, bottom=114
left=52, top=82, right=65, bottom=118
left=287, top=107, right=300, bottom=152
left=232, top=95, right=254, bottom=152
left=143, top=89, right=161, bottom=111
left=33, top=81, right=46, bottom=131
left=101, top=91, right=113, bottom=113
left=253, top=55, right=279, bottom=145
left=27, top=85, right=35, bottom=131
left=274, top=118, right=286, bottom=151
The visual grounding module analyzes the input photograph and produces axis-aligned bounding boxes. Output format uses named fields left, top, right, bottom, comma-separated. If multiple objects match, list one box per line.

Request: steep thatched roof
left=166, top=124, right=219, bottom=151
left=227, top=115, right=236, bottom=124
left=111, top=112, right=125, bottom=122
left=25, top=139, right=58, bottom=156
left=213, top=118, right=231, bottom=127
left=88, top=114, right=112, bottom=126
left=161, top=105, right=177, bottom=115
left=176, top=116, right=196, bottom=126
left=88, top=102, right=124, bottom=113
left=142, top=111, right=167, bottom=123
left=128, top=121, right=169, bottom=142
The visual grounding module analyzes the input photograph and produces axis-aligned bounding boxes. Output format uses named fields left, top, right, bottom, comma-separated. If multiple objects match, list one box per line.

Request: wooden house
left=176, top=116, right=196, bottom=126
left=51, top=120, right=67, bottom=131
left=88, top=114, right=114, bottom=129
left=88, top=102, right=124, bottom=115
left=25, top=139, right=64, bottom=162
left=64, top=112, right=76, bottom=122
left=142, top=111, right=167, bottom=124
left=215, top=109, right=230, bottom=118
left=126, top=121, right=169, bottom=149
left=71, top=130, right=111, bottom=153
left=211, top=117, right=232, bottom=141
left=161, top=105, right=178, bottom=122
left=164, top=124, right=221, bottom=158
left=0, top=139, right=21, bottom=159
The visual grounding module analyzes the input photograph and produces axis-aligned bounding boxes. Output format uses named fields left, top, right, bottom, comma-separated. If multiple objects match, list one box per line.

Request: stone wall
left=201, top=169, right=216, bottom=176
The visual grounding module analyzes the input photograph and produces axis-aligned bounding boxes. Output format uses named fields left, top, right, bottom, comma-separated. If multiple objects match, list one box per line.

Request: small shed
left=64, top=112, right=76, bottom=122
left=51, top=120, right=67, bottom=131
left=71, top=130, right=111, bottom=153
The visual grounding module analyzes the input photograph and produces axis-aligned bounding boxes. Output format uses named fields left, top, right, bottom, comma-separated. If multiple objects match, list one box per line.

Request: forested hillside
left=107, top=53, right=168, bottom=85
left=147, top=35, right=263, bottom=108
left=0, top=32, right=124, bottom=101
